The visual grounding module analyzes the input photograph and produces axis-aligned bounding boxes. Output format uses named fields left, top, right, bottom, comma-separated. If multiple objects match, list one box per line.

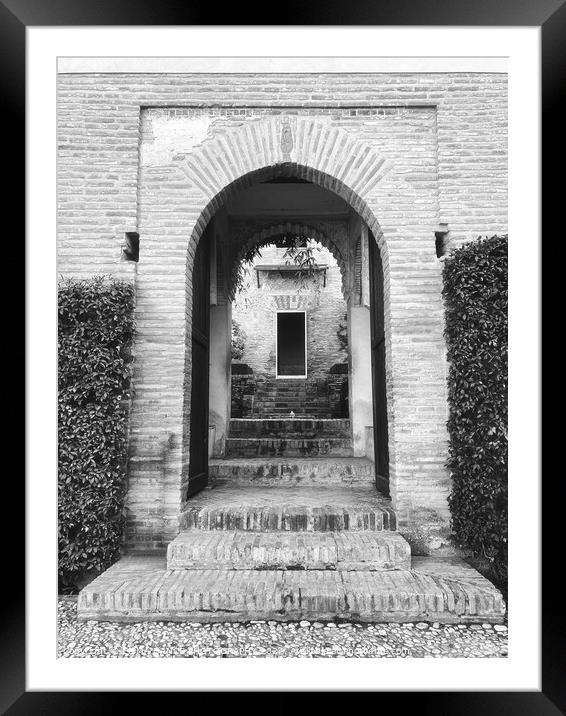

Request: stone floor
left=59, top=597, right=508, bottom=658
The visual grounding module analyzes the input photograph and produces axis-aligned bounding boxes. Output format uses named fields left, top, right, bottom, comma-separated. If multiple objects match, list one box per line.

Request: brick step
left=255, top=392, right=308, bottom=397
left=255, top=396, right=310, bottom=401
left=225, top=437, right=353, bottom=458
left=260, top=413, right=320, bottom=420
left=256, top=388, right=310, bottom=392
left=167, top=531, right=411, bottom=570
left=256, top=388, right=308, bottom=392
left=228, top=419, right=351, bottom=438
left=258, top=381, right=307, bottom=385
left=255, top=406, right=320, bottom=413
left=254, top=400, right=313, bottom=407
left=256, top=393, right=310, bottom=398
left=78, top=556, right=506, bottom=623
left=209, top=457, right=375, bottom=485
left=255, top=411, right=333, bottom=419
left=178, top=484, right=396, bottom=532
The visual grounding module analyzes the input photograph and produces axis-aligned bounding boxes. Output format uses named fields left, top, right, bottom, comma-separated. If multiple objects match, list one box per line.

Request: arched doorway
left=128, top=115, right=449, bottom=552
left=184, top=169, right=390, bottom=501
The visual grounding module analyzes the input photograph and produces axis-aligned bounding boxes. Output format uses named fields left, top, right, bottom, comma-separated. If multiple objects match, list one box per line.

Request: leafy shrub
left=58, top=276, right=135, bottom=591
left=336, top=313, right=348, bottom=352
left=231, top=319, right=247, bottom=360
left=443, top=235, right=508, bottom=584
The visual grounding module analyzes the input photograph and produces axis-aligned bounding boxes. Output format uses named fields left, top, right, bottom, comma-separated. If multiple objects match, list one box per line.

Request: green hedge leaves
left=58, top=276, right=135, bottom=590
left=443, top=235, right=508, bottom=582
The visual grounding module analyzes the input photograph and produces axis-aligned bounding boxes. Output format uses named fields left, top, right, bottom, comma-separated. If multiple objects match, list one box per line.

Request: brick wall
left=57, top=73, right=507, bottom=281
left=57, top=71, right=508, bottom=553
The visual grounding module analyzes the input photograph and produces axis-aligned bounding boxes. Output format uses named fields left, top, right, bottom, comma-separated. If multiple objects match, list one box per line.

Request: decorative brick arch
left=228, top=221, right=349, bottom=300
left=177, top=116, right=399, bottom=262
left=178, top=119, right=400, bottom=505
left=128, top=113, right=450, bottom=549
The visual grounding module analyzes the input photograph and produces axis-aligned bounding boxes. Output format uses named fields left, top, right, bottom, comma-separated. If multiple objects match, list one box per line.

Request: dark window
left=435, top=228, right=450, bottom=258
left=122, top=232, right=139, bottom=262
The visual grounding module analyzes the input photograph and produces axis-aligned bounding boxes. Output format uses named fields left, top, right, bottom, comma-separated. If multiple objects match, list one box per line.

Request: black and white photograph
left=18, top=15, right=549, bottom=704
left=56, top=50, right=510, bottom=651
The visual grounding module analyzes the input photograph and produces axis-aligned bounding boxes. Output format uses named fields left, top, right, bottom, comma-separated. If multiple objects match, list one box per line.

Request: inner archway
left=230, top=233, right=349, bottom=420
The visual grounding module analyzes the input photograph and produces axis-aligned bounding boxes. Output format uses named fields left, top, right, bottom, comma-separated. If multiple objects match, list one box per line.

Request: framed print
left=10, top=0, right=556, bottom=709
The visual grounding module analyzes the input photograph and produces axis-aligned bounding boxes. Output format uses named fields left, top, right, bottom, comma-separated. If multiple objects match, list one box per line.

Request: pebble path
left=58, top=598, right=508, bottom=658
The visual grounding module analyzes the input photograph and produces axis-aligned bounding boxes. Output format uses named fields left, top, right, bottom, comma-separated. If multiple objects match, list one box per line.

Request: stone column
left=208, top=302, right=232, bottom=457
left=348, top=302, right=373, bottom=457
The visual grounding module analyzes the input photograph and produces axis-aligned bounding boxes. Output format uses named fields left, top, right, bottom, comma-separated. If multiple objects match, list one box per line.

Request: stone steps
left=77, top=555, right=506, bottom=624
left=229, top=419, right=351, bottom=438
left=256, top=388, right=313, bottom=394
left=254, top=406, right=329, bottom=416
left=167, top=531, right=411, bottom=570
left=262, top=413, right=319, bottom=419
left=252, top=379, right=335, bottom=419
left=78, top=483, right=507, bottom=623
left=209, top=457, right=375, bottom=485
left=255, top=410, right=332, bottom=419
left=225, top=437, right=353, bottom=458
left=178, top=485, right=396, bottom=532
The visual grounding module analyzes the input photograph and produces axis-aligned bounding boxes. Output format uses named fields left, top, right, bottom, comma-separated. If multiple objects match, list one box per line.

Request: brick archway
left=177, top=119, right=402, bottom=514
left=175, top=116, right=402, bottom=258
left=228, top=221, right=349, bottom=300
left=129, top=113, right=450, bottom=550
left=180, top=161, right=395, bottom=508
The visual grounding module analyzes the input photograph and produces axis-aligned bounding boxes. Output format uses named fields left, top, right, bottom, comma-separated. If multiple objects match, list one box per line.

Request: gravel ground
left=58, top=598, right=507, bottom=658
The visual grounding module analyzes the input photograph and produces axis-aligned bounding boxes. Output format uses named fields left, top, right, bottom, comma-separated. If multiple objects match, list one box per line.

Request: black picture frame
left=10, top=0, right=555, bottom=709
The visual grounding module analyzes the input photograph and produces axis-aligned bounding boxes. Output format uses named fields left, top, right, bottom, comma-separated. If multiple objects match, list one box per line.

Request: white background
left=27, top=26, right=540, bottom=691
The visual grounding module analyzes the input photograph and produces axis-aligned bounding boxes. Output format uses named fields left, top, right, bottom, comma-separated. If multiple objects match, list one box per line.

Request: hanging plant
left=232, top=234, right=323, bottom=300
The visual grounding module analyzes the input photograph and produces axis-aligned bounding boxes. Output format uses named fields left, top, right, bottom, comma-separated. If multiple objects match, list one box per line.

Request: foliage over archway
left=232, top=233, right=325, bottom=299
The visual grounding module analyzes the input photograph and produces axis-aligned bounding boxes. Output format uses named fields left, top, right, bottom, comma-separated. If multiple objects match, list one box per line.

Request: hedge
left=58, top=276, right=135, bottom=591
left=443, top=235, right=508, bottom=582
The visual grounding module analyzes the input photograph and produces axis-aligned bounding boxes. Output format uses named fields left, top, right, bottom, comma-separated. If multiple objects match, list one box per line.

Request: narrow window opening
left=435, top=226, right=450, bottom=258
left=122, top=232, right=139, bottom=262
